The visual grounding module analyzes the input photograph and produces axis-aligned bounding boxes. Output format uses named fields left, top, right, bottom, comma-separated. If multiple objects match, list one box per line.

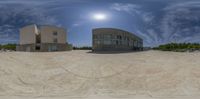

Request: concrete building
left=17, top=24, right=72, bottom=52
left=92, top=28, right=143, bottom=51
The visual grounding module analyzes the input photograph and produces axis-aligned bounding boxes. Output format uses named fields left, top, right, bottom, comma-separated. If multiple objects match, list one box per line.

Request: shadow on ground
left=87, top=50, right=146, bottom=54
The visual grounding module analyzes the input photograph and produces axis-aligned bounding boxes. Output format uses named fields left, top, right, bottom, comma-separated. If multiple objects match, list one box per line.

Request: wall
left=16, top=44, right=35, bottom=52
left=40, top=26, right=66, bottom=44
left=19, top=24, right=37, bottom=45
left=40, top=43, right=69, bottom=52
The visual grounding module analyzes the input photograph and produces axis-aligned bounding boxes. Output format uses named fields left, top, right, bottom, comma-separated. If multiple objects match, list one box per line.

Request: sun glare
left=93, top=13, right=107, bottom=20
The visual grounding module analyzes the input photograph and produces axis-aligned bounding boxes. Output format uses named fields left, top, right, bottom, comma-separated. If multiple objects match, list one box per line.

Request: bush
left=153, top=43, right=200, bottom=52
left=0, top=44, right=16, bottom=51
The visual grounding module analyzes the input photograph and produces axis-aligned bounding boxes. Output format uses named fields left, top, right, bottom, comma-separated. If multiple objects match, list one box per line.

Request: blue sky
left=1, top=0, right=200, bottom=47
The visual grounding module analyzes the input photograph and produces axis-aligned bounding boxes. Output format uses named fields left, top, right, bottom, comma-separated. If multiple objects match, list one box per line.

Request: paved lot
left=0, top=50, right=200, bottom=99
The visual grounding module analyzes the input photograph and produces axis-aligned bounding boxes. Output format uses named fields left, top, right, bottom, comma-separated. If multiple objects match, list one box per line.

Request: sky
left=1, top=0, right=200, bottom=47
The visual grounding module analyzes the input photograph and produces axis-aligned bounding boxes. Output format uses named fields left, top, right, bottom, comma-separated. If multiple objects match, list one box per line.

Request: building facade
left=92, top=28, right=143, bottom=51
left=17, top=24, right=72, bottom=52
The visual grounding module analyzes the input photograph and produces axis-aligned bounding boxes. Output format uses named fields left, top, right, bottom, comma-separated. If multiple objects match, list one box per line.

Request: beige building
left=17, top=24, right=72, bottom=52
left=92, top=28, right=143, bottom=51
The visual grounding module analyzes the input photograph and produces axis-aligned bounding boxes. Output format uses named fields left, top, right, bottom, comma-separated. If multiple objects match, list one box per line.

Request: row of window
left=94, top=40, right=142, bottom=47
left=93, top=34, right=135, bottom=41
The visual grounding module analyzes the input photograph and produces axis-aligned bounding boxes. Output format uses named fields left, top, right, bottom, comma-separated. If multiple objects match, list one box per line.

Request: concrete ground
left=0, top=50, right=200, bottom=99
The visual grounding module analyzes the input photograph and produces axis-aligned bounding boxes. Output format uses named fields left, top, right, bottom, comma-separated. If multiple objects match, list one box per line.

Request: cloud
left=72, top=23, right=81, bottom=27
left=111, top=2, right=200, bottom=46
left=0, top=3, right=59, bottom=44
left=163, top=1, right=200, bottom=11
left=111, top=3, right=155, bottom=22
left=0, top=0, right=87, bottom=5
left=111, top=3, right=158, bottom=46
left=135, top=30, right=153, bottom=45
left=160, top=1, right=200, bottom=43
left=142, top=13, right=155, bottom=22
left=111, top=3, right=141, bottom=15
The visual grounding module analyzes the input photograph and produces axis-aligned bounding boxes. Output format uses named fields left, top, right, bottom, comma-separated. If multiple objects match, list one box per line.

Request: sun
left=93, top=13, right=107, bottom=20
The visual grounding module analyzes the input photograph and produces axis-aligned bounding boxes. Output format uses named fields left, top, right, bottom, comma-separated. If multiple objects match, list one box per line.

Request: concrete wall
left=40, top=43, right=69, bottom=52
left=16, top=44, right=36, bottom=52
left=17, top=43, right=72, bottom=52
left=19, top=24, right=38, bottom=45
left=40, top=26, right=66, bottom=44
left=92, top=28, right=143, bottom=51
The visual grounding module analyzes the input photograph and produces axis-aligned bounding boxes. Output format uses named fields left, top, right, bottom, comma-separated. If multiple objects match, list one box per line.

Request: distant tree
left=153, top=43, right=200, bottom=52
left=1, top=44, right=16, bottom=51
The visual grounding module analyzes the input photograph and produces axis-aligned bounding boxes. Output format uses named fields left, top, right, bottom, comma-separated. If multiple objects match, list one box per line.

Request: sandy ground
left=0, top=50, right=200, bottom=99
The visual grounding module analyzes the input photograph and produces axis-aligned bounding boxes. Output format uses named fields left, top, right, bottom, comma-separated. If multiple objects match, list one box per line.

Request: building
left=92, top=28, right=143, bottom=51
left=17, top=24, right=72, bottom=52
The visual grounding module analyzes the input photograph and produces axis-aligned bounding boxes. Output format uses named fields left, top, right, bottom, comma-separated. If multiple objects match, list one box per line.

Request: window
left=116, top=41, right=119, bottom=45
left=53, top=38, right=58, bottom=43
left=134, top=41, right=137, bottom=47
left=103, top=40, right=111, bottom=45
left=48, top=45, right=57, bottom=51
left=124, top=37, right=127, bottom=40
left=35, top=46, right=40, bottom=50
left=94, top=40, right=101, bottom=45
left=117, top=35, right=122, bottom=40
left=36, top=35, right=41, bottom=43
left=104, top=34, right=111, bottom=39
left=53, top=31, right=58, bottom=36
left=119, top=41, right=122, bottom=45
left=52, top=45, right=57, bottom=51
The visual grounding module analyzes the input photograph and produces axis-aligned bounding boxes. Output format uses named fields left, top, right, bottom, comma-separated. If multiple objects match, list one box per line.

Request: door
left=48, top=45, right=57, bottom=52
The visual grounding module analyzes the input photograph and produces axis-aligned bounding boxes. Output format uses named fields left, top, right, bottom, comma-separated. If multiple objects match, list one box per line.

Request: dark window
left=117, top=35, right=122, bottom=40
left=36, top=35, right=41, bottom=43
left=35, top=46, right=40, bottom=50
left=53, top=31, right=58, bottom=36
left=116, top=41, right=119, bottom=45
left=53, top=38, right=58, bottom=43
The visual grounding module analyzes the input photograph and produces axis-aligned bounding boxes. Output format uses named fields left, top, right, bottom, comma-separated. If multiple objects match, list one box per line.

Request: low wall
left=16, top=43, right=72, bottom=52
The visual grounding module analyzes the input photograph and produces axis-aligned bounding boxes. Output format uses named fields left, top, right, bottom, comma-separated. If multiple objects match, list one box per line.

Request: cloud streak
left=0, top=3, right=59, bottom=44
left=111, top=3, right=141, bottom=15
left=111, top=3, right=158, bottom=46
left=160, top=1, right=200, bottom=43
left=111, top=1, right=200, bottom=46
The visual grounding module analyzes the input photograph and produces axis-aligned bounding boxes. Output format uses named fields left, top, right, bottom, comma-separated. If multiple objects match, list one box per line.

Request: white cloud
left=111, top=3, right=141, bottom=15
left=0, top=0, right=87, bottom=5
left=111, top=3, right=154, bottom=22
left=160, top=1, right=200, bottom=43
left=142, top=13, right=154, bottom=22
left=72, top=23, right=81, bottom=27
left=163, top=1, right=200, bottom=11
left=111, top=3, right=157, bottom=46
left=0, top=3, right=59, bottom=44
